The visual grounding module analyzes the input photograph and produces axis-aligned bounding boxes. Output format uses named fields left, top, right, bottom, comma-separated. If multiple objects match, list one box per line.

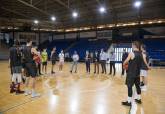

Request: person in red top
left=33, top=46, right=42, bottom=76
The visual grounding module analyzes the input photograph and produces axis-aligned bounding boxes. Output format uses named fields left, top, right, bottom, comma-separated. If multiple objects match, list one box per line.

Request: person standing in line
left=109, top=52, right=116, bottom=76
left=70, top=51, right=79, bottom=73
left=41, top=48, right=48, bottom=74
left=37, top=49, right=42, bottom=75
left=9, top=40, right=24, bottom=94
left=93, top=50, right=100, bottom=74
left=59, top=50, right=65, bottom=71
left=23, top=38, right=40, bottom=98
left=100, top=49, right=107, bottom=74
left=122, top=41, right=143, bottom=106
left=85, top=51, right=91, bottom=74
left=121, top=49, right=128, bottom=76
left=51, top=47, right=57, bottom=74
left=140, top=44, right=150, bottom=91
left=33, top=46, right=42, bottom=76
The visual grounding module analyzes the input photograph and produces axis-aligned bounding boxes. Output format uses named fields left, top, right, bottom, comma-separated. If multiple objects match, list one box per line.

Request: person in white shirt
left=109, top=51, right=116, bottom=76
left=58, top=50, right=64, bottom=71
left=70, top=51, right=79, bottom=73
left=100, top=49, right=107, bottom=74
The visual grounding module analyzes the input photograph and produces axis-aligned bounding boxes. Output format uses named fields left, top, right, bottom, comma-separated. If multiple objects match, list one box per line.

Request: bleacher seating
left=39, top=38, right=111, bottom=60
left=143, top=39, right=165, bottom=66
left=144, top=39, right=165, bottom=61
left=68, top=39, right=110, bottom=59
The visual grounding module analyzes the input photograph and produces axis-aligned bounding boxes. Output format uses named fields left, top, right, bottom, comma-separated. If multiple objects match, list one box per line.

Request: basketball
left=123, top=64, right=128, bottom=70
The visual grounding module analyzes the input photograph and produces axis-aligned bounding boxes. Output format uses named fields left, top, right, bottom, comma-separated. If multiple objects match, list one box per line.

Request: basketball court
left=0, top=62, right=165, bottom=114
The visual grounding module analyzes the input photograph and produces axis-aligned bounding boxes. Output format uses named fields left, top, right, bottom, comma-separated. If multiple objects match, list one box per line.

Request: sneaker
left=141, top=86, right=147, bottom=91
left=24, top=90, right=31, bottom=96
left=51, top=71, right=55, bottom=74
left=140, top=82, right=144, bottom=86
left=122, top=101, right=131, bottom=106
left=31, top=92, right=40, bottom=98
left=16, top=90, right=24, bottom=95
left=10, top=89, right=16, bottom=93
left=135, top=99, right=142, bottom=104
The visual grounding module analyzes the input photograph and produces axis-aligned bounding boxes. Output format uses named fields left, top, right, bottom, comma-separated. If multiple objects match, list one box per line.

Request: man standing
left=109, top=52, right=116, bottom=76
left=85, top=51, right=91, bottom=74
left=121, top=49, right=128, bottom=76
left=93, top=50, right=100, bottom=74
left=70, top=51, right=79, bottom=73
left=9, top=40, right=24, bottom=94
left=100, top=49, right=107, bottom=74
left=23, top=38, right=40, bottom=98
left=51, top=47, right=57, bottom=74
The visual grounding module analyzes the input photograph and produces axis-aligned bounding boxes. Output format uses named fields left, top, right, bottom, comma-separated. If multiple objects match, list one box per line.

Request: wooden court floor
left=0, top=61, right=165, bottom=114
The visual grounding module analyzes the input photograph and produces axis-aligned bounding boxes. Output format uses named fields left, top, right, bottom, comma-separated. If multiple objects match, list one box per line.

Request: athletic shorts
left=42, top=62, right=47, bottom=66
left=125, top=76, right=140, bottom=87
left=12, top=66, right=22, bottom=73
left=22, top=62, right=26, bottom=68
left=52, top=60, right=56, bottom=65
left=12, top=73, right=22, bottom=83
left=25, top=62, right=37, bottom=77
left=59, top=61, right=64, bottom=65
left=140, top=70, right=148, bottom=77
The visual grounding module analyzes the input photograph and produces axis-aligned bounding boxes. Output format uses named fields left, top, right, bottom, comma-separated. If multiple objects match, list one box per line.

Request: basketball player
left=33, top=46, right=41, bottom=76
left=23, top=38, right=40, bottom=98
left=140, top=44, right=150, bottom=91
left=9, top=40, right=24, bottom=94
left=70, top=51, right=79, bottom=73
left=100, top=49, right=107, bottom=74
left=122, top=41, right=143, bottom=106
left=85, top=51, right=91, bottom=74
left=51, top=47, right=57, bottom=74
left=93, top=50, right=100, bottom=74
left=41, top=48, right=48, bottom=74
left=59, top=50, right=64, bottom=71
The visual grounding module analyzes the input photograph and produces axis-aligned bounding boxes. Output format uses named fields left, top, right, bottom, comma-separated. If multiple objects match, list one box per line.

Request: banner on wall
left=18, top=32, right=38, bottom=44
left=97, top=30, right=112, bottom=39
left=80, top=31, right=96, bottom=38
left=54, top=34, right=64, bottom=39
left=65, top=33, right=77, bottom=39
left=144, top=35, right=165, bottom=39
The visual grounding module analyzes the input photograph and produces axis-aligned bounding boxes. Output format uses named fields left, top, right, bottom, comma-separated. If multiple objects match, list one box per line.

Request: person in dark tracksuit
left=122, top=41, right=143, bottom=106
left=9, top=40, right=24, bottom=94
left=93, top=51, right=100, bottom=74
left=109, top=52, right=116, bottom=76
left=121, top=49, right=128, bottom=76
left=85, top=51, right=91, bottom=74
left=51, top=47, right=57, bottom=74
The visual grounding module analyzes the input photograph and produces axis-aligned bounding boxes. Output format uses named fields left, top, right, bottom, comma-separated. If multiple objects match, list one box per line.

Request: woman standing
left=59, top=50, right=65, bottom=71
